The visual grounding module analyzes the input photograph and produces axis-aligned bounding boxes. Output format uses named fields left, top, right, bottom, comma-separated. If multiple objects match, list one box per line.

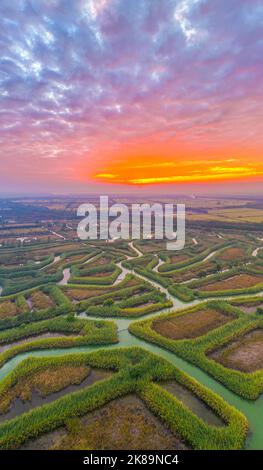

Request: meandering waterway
left=1, top=242, right=263, bottom=449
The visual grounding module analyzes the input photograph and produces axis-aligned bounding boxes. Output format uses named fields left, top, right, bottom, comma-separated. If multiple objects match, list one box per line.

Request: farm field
left=188, top=208, right=263, bottom=223
left=198, top=274, right=263, bottom=292
left=0, top=196, right=263, bottom=450
left=153, top=308, right=234, bottom=340
left=216, top=247, right=248, bottom=262
left=28, top=395, right=188, bottom=450
left=209, top=328, right=263, bottom=373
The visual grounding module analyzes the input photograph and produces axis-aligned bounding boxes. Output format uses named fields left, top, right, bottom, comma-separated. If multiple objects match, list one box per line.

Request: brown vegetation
left=0, top=301, right=17, bottom=319
left=209, top=328, right=263, bottom=373
left=217, top=247, right=247, bottom=262
left=170, top=254, right=191, bottom=264
left=169, top=262, right=217, bottom=282
left=51, top=395, right=188, bottom=450
left=199, top=274, right=263, bottom=292
left=0, top=365, right=90, bottom=414
left=65, top=288, right=107, bottom=301
left=30, top=291, right=54, bottom=309
left=153, top=308, right=232, bottom=340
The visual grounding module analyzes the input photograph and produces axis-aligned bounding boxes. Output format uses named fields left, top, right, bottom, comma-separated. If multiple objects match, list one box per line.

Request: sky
left=0, top=0, right=263, bottom=195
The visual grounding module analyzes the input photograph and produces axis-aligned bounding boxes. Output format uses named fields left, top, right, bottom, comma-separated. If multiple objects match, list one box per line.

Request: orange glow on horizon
left=93, top=167, right=263, bottom=185
left=88, top=142, right=263, bottom=186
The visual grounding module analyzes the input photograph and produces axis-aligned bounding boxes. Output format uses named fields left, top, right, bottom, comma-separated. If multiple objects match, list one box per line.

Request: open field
left=216, top=247, right=248, bottom=262
left=198, top=274, right=263, bottom=292
left=188, top=208, right=263, bottom=223
left=29, top=291, right=54, bottom=310
left=209, top=328, right=263, bottom=373
left=153, top=308, right=234, bottom=340
left=0, top=301, right=17, bottom=319
left=43, top=395, right=188, bottom=451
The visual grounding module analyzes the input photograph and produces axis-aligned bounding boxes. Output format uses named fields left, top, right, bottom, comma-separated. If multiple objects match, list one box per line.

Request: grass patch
left=129, top=301, right=263, bottom=399
left=0, top=347, right=248, bottom=450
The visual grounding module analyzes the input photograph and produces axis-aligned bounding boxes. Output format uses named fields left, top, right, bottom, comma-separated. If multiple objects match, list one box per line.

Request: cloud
left=0, top=0, right=262, bottom=189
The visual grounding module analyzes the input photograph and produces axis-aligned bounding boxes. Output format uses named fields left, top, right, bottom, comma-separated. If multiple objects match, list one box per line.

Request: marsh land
left=0, top=194, right=263, bottom=450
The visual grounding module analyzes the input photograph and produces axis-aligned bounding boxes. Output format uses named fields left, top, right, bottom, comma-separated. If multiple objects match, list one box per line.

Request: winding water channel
left=1, top=242, right=263, bottom=449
